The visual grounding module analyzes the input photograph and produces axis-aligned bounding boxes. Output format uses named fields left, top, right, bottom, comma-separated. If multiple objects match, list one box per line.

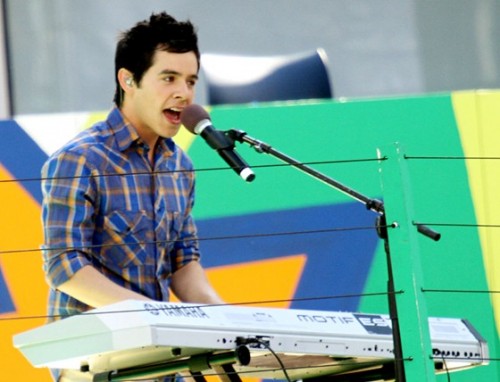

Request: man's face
left=123, top=50, right=199, bottom=146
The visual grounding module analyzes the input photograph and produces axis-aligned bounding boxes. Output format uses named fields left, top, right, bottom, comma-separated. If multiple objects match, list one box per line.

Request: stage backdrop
left=0, top=90, right=498, bottom=381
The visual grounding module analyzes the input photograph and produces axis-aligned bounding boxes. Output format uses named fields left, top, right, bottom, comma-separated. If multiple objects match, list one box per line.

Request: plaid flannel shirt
left=41, top=107, right=200, bottom=320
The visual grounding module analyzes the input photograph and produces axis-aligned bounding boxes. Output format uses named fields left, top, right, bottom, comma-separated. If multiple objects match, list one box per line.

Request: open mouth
left=163, top=108, right=182, bottom=124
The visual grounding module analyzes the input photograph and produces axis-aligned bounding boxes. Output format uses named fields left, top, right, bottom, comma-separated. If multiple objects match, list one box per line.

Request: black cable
left=235, top=337, right=292, bottom=382
left=255, top=341, right=292, bottom=382
left=414, top=222, right=500, bottom=228
left=405, top=155, right=500, bottom=160
left=0, top=157, right=381, bottom=184
left=0, top=291, right=397, bottom=322
left=422, top=288, right=499, bottom=294
left=0, top=223, right=384, bottom=255
left=5, top=152, right=500, bottom=186
left=441, top=353, right=451, bottom=382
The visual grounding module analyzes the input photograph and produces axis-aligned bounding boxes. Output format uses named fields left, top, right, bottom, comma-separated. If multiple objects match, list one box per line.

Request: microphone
left=180, top=104, right=255, bottom=182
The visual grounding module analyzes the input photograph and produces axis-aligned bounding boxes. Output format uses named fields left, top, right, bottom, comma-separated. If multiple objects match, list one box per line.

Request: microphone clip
left=201, top=128, right=236, bottom=152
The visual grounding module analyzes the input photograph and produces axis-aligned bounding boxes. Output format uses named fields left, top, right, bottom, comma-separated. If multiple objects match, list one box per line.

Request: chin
left=161, top=126, right=180, bottom=139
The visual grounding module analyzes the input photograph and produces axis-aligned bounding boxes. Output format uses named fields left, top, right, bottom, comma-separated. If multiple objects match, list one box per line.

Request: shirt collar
left=106, top=107, right=176, bottom=154
left=106, top=107, right=140, bottom=152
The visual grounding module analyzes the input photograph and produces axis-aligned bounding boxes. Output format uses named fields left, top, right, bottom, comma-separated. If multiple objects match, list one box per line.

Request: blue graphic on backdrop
left=0, top=267, right=15, bottom=314
left=1, top=120, right=47, bottom=204
left=197, top=202, right=381, bottom=312
left=0, top=121, right=48, bottom=314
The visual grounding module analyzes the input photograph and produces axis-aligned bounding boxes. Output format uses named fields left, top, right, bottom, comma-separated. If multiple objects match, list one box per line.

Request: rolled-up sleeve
left=41, top=150, right=96, bottom=288
left=173, top=212, right=200, bottom=270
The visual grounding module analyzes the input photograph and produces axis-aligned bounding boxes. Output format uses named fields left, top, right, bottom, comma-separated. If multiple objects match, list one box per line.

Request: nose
left=173, top=80, right=194, bottom=101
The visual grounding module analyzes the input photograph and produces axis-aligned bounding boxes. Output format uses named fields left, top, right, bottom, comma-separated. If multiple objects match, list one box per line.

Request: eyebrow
left=159, top=69, right=199, bottom=81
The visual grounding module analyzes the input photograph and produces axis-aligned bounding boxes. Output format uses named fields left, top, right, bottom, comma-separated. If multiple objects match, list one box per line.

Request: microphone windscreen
left=181, top=104, right=210, bottom=134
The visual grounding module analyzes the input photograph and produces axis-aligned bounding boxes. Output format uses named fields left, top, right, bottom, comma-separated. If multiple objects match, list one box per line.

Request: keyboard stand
left=192, top=364, right=243, bottom=382
left=92, top=348, right=249, bottom=382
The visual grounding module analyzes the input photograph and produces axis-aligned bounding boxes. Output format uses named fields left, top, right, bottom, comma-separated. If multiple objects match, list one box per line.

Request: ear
left=118, top=68, right=134, bottom=91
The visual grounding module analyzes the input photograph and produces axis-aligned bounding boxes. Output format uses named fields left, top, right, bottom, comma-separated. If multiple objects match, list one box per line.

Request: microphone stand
left=227, top=129, right=441, bottom=382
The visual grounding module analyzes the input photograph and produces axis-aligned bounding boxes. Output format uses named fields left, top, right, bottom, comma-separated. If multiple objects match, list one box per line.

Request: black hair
left=113, top=12, right=200, bottom=106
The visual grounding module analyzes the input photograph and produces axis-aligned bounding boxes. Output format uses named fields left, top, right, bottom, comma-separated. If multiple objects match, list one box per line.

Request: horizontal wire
left=0, top=157, right=381, bottom=184
left=8, top=287, right=497, bottom=322
left=2, top=222, right=495, bottom=309
left=5, top=153, right=489, bottom=185
left=0, top=224, right=383, bottom=255
left=0, top=291, right=396, bottom=322
left=414, top=222, right=500, bottom=228
left=422, top=288, right=500, bottom=294
left=405, top=155, right=500, bottom=160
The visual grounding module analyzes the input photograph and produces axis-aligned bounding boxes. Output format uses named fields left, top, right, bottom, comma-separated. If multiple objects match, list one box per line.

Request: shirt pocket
left=102, top=210, right=152, bottom=268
